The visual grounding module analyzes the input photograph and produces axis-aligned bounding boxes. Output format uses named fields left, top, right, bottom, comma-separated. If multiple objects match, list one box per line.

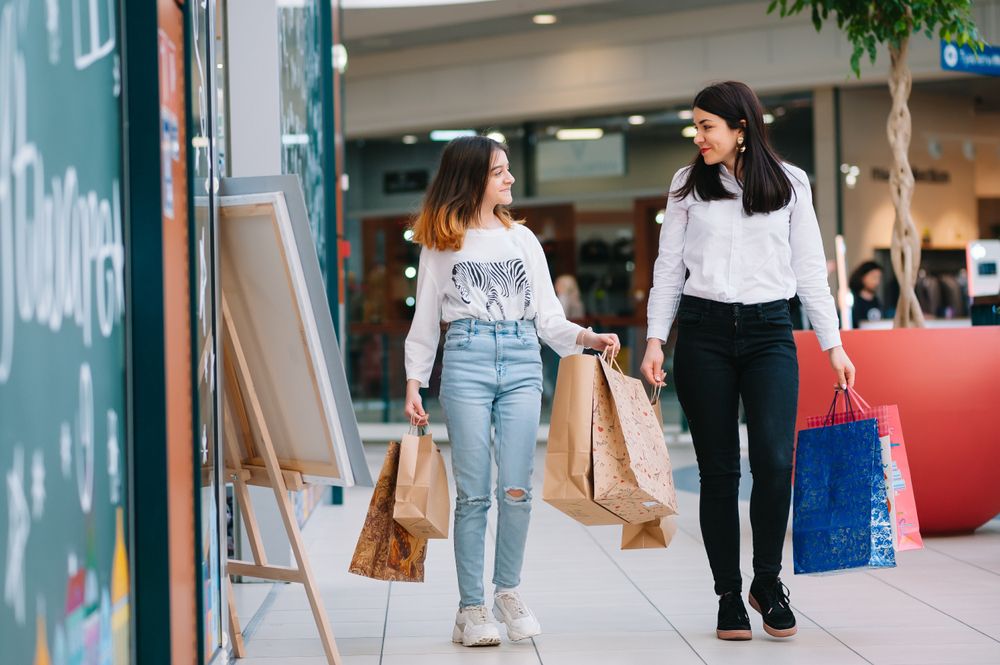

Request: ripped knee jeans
left=439, top=319, right=543, bottom=608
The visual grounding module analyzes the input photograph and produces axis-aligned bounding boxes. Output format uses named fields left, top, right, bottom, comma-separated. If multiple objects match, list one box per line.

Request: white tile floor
left=233, top=442, right=1000, bottom=665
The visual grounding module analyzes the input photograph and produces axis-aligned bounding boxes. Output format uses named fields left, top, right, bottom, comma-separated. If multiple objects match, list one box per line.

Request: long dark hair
left=673, top=81, right=793, bottom=215
left=411, top=136, right=517, bottom=251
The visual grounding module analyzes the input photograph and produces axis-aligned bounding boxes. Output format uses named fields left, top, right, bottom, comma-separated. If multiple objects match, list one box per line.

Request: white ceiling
left=343, top=0, right=760, bottom=54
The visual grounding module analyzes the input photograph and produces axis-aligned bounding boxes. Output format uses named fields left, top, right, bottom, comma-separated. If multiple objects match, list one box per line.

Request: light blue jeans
left=439, top=319, right=543, bottom=608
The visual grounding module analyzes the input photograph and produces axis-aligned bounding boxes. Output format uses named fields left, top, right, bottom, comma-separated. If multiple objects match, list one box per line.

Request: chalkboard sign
left=0, top=2, right=130, bottom=664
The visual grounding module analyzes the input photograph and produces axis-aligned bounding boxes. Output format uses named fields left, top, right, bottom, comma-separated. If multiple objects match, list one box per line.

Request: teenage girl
left=404, top=136, right=619, bottom=646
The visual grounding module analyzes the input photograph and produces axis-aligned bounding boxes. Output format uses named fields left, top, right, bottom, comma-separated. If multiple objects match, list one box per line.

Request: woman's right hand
left=640, top=339, right=667, bottom=387
left=404, top=379, right=429, bottom=426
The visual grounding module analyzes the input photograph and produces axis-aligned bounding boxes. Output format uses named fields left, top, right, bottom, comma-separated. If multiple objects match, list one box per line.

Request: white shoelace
left=465, top=605, right=491, bottom=625
left=495, top=592, right=530, bottom=619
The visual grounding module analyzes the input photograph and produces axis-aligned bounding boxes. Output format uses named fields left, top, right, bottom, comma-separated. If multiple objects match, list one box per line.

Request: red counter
left=794, top=327, right=1000, bottom=534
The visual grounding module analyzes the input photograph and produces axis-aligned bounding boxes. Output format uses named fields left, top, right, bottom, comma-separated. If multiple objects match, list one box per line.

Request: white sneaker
left=451, top=605, right=501, bottom=647
left=492, top=591, right=541, bottom=641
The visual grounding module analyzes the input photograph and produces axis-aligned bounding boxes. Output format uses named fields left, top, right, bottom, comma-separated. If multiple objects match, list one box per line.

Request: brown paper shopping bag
left=593, top=353, right=679, bottom=523
left=393, top=426, right=451, bottom=539
left=543, top=354, right=626, bottom=526
left=349, top=441, right=428, bottom=582
left=621, top=515, right=678, bottom=550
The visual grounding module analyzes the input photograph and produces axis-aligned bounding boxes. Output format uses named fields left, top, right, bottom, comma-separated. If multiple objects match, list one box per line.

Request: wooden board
left=218, top=186, right=367, bottom=486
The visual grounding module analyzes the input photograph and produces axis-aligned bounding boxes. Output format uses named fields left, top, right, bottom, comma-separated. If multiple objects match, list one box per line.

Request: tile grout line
left=378, top=581, right=391, bottom=665
left=863, top=572, right=1000, bottom=645
left=671, top=520, right=877, bottom=665
left=582, top=524, right=709, bottom=665
left=921, top=542, right=1000, bottom=579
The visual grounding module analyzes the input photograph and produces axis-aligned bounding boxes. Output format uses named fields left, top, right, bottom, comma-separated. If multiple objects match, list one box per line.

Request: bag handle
left=822, top=387, right=857, bottom=427
left=649, top=383, right=662, bottom=406
left=846, top=386, right=872, bottom=411
left=600, top=347, right=626, bottom=376
left=408, top=418, right=429, bottom=436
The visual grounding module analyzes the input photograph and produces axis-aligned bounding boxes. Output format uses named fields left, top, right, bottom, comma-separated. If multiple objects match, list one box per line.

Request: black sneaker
left=748, top=577, right=798, bottom=638
left=716, top=591, right=752, bottom=641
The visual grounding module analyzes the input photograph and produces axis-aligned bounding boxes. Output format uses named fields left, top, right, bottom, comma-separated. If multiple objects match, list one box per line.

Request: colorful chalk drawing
left=0, top=2, right=131, bottom=662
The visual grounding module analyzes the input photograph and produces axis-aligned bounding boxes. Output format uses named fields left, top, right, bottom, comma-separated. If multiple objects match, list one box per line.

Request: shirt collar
left=718, top=163, right=742, bottom=191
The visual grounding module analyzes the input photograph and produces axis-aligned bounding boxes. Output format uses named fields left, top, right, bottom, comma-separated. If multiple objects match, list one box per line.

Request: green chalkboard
left=0, top=1, right=130, bottom=663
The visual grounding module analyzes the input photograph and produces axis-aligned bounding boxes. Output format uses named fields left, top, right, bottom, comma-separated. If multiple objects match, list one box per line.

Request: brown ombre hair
left=411, top=136, right=519, bottom=251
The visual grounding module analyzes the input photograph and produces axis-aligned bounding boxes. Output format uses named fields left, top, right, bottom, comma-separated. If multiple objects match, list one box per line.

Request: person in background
left=849, top=261, right=884, bottom=326
left=640, top=81, right=856, bottom=643
left=554, top=274, right=586, bottom=319
left=403, top=136, right=619, bottom=648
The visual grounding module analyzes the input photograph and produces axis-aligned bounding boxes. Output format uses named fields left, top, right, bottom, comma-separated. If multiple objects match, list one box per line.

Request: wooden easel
left=221, top=294, right=342, bottom=665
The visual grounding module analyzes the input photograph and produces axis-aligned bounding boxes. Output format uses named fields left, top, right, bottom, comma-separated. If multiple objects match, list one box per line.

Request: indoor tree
left=767, top=0, right=981, bottom=327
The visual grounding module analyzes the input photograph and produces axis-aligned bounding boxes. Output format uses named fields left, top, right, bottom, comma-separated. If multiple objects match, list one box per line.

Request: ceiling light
left=681, top=125, right=697, bottom=138
left=763, top=113, right=775, bottom=124
left=628, top=115, right=646, bottom=126
left=430, top=129, right=476, bottom=141
left=677, top=109, right=693, bottom=120
left=533, top=14, right=557, bottom=25
left=487, top=131, right=506, bottom=144
left=402, top=134, right=418, bottom=144
left=555, top=128, right=603, bottom=141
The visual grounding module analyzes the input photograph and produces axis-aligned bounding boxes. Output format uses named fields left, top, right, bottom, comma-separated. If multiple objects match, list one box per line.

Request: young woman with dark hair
left=640, top=81, right=856, bottom=641
left=404, top=136, right=619, bottom=647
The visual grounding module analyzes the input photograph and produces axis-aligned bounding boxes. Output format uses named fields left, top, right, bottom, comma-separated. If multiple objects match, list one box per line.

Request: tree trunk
left=887, top=37, right=925, bottom=327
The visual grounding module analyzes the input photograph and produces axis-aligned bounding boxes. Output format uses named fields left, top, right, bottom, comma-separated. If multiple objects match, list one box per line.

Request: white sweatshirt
left=404, top=224, right=584, bottom=387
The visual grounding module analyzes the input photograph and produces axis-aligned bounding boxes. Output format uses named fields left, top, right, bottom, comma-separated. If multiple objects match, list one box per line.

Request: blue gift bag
left=793, top=417, right=896, bottom=574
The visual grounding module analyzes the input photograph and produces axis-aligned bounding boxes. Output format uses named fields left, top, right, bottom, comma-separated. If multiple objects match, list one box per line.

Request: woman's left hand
left=827, top=345, right=856, bottom=389
left=586, top=331, right=620, bottom=355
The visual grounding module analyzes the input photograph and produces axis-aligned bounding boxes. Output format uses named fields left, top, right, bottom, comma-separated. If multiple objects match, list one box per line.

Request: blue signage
left=941, top=40, right=1000, bottom=77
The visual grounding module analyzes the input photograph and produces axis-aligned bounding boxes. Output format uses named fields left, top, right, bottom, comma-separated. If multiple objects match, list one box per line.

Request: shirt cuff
left=816, top=329, right=843, bottom=351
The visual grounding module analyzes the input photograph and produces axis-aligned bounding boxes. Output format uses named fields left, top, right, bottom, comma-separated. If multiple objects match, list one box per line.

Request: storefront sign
left=941, top=40, right=1000, bottom=77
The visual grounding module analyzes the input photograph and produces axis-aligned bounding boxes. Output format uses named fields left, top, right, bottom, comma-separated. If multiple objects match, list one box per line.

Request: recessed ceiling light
left=487, top=131, right=507, bottom=144
left=402, top=134, right=418, bottom=144
left=678, top=109, right=693, bottom=120
left=628, top=115, right=646, bottom=126
left=555, top=128, right=603, bottom=141
left=681, top=125, right=697, bottom=138
left=763, top=113, right=775, bottom=124
left=430, top=129, right=476, bottom=141
left=533, top=14, right=557, bottom=25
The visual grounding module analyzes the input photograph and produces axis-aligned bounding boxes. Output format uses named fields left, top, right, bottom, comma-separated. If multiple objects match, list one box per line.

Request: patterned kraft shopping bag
left=805, top=388, right=923, bottom=551
left=592, top=355, right=679, bottom=524
left=393, top=426, right=451, bottom=539
left=349, top=441, right=428, bottom=582
left=793, top=417, right=896, bottom=574
left=543, top=354, right=627, bottom=526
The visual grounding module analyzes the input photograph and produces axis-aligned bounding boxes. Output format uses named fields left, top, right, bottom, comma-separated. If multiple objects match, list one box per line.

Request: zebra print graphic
left=451, top=259, right=533, bottom=320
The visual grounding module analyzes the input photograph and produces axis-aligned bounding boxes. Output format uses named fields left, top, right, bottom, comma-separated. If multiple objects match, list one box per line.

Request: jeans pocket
left=519, top=332, right=541, bottom=348
left=677, top=310, right=704, bottom=327
left=765, top=310, right=793, bottom=328
left=444, top=331, right=472, bottom=350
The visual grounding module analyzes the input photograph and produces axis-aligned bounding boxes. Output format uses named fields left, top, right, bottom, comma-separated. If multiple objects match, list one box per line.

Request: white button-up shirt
left=647, top=163, right=842, bottom=350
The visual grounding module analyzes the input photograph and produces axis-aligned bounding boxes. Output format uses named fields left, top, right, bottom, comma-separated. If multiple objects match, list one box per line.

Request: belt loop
left=757, top=303, right=764, bottom=318
left=472, top=320, right=478, bottom=335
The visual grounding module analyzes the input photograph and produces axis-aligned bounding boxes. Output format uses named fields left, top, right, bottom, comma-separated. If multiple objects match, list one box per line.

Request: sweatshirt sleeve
left=404, top=247, right=443, bottom=388
left=787, top=167, right=843, bottom=351
left=646, top=168, right=691, bottom=342
left=521, top=228, right=585, bottom=356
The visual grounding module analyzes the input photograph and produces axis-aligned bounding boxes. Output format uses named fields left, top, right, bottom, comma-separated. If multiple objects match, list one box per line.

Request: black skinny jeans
left=673, top=295, right=799, bottom=595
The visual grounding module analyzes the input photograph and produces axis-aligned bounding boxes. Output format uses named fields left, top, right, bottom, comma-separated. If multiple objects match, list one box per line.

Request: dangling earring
left=737, top=135, right=746, bottom=153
